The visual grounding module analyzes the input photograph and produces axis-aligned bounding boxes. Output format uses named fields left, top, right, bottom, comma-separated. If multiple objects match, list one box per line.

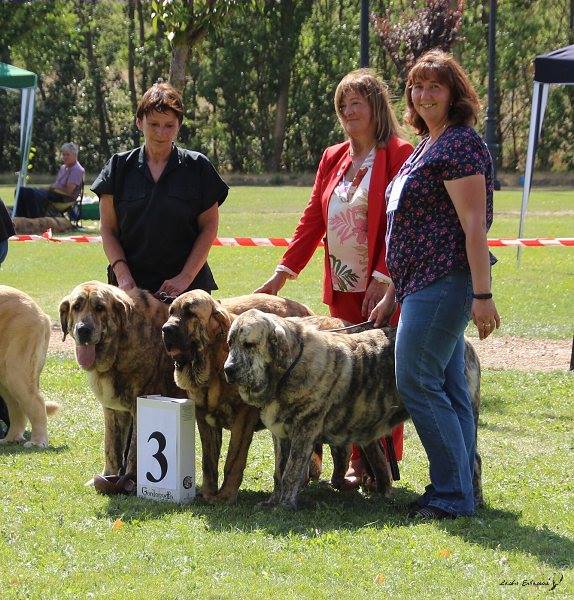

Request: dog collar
left=276, top=340, right=304, bottom=391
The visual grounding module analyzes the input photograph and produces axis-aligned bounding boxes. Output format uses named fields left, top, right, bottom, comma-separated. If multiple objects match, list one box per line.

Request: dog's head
left=223, top=309, right=292, bottom=407
left=59, top=281, right=132, bottom=371
left=162, top=290, right=232, bottom=389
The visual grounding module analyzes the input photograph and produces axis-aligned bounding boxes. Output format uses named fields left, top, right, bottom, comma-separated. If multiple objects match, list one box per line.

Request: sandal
left=93, top=474, right=136, bottom=496
left=409, top=506, right=457, bottom=520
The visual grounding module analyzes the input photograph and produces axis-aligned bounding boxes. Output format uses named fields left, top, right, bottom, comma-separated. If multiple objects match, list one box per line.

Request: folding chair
left=47, top=179, right=84, bottom=228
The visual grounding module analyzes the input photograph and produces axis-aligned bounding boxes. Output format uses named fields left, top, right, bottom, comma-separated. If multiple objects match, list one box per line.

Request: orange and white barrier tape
left=8, top=230, right=574, bottom=247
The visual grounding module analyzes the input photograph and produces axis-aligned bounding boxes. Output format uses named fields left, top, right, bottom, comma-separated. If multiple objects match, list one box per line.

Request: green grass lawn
left=0, top=364, right=572, bottom=599
left=0, top=186, right=572, bottom=598
left=2, top=187, right=572, bottom=338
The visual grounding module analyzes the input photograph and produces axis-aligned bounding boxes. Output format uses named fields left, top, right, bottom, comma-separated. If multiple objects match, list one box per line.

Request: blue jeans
left=0, top=239, right=7, bottom=264
left=396, top=270, right=475, bottom=515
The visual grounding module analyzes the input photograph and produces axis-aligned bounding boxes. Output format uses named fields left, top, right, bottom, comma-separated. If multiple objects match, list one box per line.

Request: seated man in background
left=13, top=142, right=85, bottom=218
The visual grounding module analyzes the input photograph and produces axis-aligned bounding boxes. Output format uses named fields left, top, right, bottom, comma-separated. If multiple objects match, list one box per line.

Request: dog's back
left=222, top=293, right=313, bottom=318
left=0, top=285, right=56, bottom=447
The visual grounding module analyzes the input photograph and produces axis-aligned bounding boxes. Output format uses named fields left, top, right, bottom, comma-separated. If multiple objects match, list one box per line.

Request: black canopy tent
left=518, top=45, right=574, bottom=245
left=518, top=44, right=574, bottom=370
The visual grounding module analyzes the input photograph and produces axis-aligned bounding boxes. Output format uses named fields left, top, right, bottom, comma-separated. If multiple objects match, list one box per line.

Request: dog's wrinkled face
left=224, top=309, right=289, bottom=406
left=59, top=282, right=130, bottom=371
left=162, top=290, right=231, bottom=389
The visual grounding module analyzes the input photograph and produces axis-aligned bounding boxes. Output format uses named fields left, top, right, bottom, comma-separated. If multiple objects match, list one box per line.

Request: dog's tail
left=46, top=401, right=60, bottom=416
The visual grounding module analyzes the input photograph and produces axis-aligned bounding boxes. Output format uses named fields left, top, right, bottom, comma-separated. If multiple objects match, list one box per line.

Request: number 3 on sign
left=146, top=431, right=168, bottom=483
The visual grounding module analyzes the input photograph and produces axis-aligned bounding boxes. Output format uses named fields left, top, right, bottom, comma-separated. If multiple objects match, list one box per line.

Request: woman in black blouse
left=92, top=83, right=228, bottom=296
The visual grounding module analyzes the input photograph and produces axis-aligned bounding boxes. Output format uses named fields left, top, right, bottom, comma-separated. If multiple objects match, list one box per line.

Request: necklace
left=419, top=122, right=448, bottom=159
left=427, top=122, right=448, bottom=145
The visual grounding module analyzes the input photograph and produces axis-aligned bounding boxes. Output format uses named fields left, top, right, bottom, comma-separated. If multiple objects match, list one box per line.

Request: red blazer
left=280, top=136, right=413, bottom=305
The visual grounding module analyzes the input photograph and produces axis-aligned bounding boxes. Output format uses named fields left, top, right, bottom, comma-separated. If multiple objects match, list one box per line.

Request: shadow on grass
left=101, top=481, right=421, bottom=532
left=440, top=505, right=574, bottom=570
left=99, top=483, right=573, bottom=570
left=0, top=440, right=69, bottom=454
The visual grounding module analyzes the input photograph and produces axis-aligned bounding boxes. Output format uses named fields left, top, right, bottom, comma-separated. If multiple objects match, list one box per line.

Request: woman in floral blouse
left=371, top=50, right=500, bottom=519
left=255, top=69, right=412, bottom=488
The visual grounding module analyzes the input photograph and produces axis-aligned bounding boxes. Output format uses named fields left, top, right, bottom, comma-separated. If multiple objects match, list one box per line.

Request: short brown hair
left=136, top=83, right=184, bottom=124
left=405, top=49, right=480, bottom=135
left=334, top=69, right=400, bottom=146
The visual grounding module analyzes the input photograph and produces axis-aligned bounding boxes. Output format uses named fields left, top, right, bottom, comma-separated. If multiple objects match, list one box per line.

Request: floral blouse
left=386, top=125, right=494, bottom=302
left=327, top=148, right=375, bottom=292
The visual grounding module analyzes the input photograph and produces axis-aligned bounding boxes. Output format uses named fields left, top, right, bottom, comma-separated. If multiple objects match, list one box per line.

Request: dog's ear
left=111, top=290, right=132, bottom=332
left=59, top=297, right=71, bottom=341
left=269, top=319, right=292, bottom=371
left=209, top=304, right=232, bottom=338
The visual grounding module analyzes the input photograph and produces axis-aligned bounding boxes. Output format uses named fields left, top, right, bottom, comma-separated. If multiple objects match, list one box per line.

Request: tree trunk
left=127, top=0, right=139, bottom=145
left=82, top=22, right=110, bottom=158
left=169, top=40, right=190, bottom=93
left=136, top=0, right=147, bottom=93
left=127, top=0, right=138, bottom=114
left=272, top=78, right=290, bottom=171
left=169, top=24, right=209, bottom=93
left=269, top=0, right=313, bottom=171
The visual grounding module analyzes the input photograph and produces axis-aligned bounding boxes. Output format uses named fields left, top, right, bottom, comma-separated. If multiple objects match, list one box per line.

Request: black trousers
left=13, top=187, right=54, bottom=218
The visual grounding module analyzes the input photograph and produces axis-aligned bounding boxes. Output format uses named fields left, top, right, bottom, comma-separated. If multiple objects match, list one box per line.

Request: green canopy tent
left=0, top=62, right=37, bottom=215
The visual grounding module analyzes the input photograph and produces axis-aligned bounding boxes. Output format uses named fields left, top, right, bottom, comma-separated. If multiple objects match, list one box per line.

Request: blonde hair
left=334, top=69, right=400, bottom=146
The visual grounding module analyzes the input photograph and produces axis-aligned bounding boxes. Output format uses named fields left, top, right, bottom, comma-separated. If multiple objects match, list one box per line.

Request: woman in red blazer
left=256, top=69, right=413, bottom=488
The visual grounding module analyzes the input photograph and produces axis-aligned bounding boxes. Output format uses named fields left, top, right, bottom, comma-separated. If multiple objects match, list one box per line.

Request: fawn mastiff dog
left=161, top=290, right=313, bottom=503
left=0, top=285, right=59, bottom=448
left=59, top=281, right=186, bottom=484
left=224, top=310, right=483, bottom=510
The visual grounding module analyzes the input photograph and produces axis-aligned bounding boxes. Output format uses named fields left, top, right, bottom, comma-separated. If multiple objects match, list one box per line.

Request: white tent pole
left=537, top=84, right=549, bottom=137
left=13, top=87, right=35, bottom=216
left=517, top=82, right=546, bottom=265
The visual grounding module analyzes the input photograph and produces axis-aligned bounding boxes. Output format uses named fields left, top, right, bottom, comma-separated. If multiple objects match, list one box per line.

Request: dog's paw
left=0, top=435, right=26, bottom=445
left=255, top=497, right=280, bottom=510
left=24, top=439, right=48, bottom=449
left=212, top=492, right=238, bottom=505
left=196, top=489, right=218, bottom=503
left=277, top=497, right=304, bottom=511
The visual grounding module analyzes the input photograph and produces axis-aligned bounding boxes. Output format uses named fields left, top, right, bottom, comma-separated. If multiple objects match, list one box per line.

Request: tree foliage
left=0, top=0, right=571, bottom=176
left=372, top=0, right=464, bottom=86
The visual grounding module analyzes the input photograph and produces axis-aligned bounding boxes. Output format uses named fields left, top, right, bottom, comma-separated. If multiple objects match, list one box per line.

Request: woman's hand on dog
left=254, top=271, right=289, bottom=296
left=369, top=283, right=397, bottom=328
left=158, top=273, right=193, bottom=298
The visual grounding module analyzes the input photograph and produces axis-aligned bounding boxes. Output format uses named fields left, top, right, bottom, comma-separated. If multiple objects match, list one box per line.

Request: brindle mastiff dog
left=161, top=290, right=314, bottom=504
left=59, top=281, right=187, bottom=482
left=224, top=310, right=483, bottom=510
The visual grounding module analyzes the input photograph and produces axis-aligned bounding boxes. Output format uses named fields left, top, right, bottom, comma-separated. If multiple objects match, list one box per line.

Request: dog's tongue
left=75, top=344, right=96, bottom=369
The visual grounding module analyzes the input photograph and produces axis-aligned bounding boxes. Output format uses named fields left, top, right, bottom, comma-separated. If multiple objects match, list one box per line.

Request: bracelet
left=472, top=292, right=493, bottom=300
left=372, top=272, right=392, bottom=285
left=110, top=258, right=128, bottom=272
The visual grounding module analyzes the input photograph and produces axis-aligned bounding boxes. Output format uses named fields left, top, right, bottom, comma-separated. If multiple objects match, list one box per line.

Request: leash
left=382, top=436, right=400, bottom=481
left=154, top=291, right=177, bottom=305
left=325, top=319, right=376, bottom=333
left=359, top=437, right=401, bottom=484
left=325, top=319, right=400, bottom=481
